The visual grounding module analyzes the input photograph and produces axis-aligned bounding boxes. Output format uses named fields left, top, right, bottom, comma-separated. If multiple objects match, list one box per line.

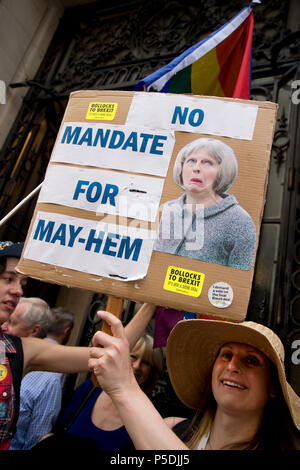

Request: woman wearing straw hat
left=89, top=311, right=300, bottom=450
left=154, top=137, right=256, bottom=270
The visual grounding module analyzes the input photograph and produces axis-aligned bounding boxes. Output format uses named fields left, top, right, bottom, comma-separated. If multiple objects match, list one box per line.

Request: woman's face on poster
left=181, top=147, right=219, bottom=196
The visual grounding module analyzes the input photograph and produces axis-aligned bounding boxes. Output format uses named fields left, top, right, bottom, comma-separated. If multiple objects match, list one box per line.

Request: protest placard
left=17, top=90, right=277, bottom=321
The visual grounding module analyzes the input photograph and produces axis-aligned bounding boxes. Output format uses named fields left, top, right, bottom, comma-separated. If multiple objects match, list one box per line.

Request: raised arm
left=22, top=337, right=90, bottom=376
left=22, top=303, right=155, bottom=377
left=89, top=311, right=188, bottom=450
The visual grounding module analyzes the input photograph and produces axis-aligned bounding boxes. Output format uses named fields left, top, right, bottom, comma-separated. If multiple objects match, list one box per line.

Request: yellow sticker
left=86, top=102, right=118, bottom=120
left=0, top=365, right=7, bottom=382
left=163, top=266, right=205, bottom=298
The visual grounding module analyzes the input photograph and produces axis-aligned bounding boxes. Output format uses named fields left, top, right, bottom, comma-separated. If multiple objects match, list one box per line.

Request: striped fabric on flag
left=135, top=3, right=258, bottom=99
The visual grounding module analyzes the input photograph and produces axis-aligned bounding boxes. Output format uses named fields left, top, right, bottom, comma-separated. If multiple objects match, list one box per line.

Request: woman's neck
left=91, top=390, right=124, bottom=431
left=185, top=191, right=221, bottom=209
left=206, top=407, right=263, bottom=450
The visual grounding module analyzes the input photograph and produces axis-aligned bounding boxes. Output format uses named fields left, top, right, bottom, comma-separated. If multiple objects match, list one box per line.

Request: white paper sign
left=39, top=165, right=165, bottom=222
left=51, top=122, right=175, bottom=177
left=24, top=211, right=156, bottom=281
left=126, top=92, right=258, bottom=140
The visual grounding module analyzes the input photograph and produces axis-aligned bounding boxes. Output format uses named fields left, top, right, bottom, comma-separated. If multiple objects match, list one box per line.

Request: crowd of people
left=0, top=240, right=299, bottom=451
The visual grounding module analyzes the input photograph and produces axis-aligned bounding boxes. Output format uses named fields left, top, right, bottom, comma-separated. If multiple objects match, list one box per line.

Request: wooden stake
left=102, top=296, right=124, bottom=334
left=92, top=296, right=124, bottom=387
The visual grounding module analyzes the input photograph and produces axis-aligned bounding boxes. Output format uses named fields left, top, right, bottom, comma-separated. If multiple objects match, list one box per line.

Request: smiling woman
left=88, top=312, right=300, bottom=451
left=211, top=343, right=277, bottom=420
left=165, top=319, right=300, bottom=450
left=154, top=138, right=256, bottom=270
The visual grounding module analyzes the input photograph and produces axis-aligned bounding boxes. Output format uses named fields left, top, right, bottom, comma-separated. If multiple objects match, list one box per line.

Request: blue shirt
left=9, top=339, right=63, bottom=450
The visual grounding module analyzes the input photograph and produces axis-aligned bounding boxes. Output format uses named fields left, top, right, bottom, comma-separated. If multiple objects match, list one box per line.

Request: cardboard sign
left=38, top=165, right=165, bottom=222
left=52, top=121, right=175, bottom=177
left=17, top=90, right=277, bottom=321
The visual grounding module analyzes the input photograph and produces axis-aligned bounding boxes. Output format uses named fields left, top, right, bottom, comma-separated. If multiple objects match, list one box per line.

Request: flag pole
left=0, top=182, right=43, bottom=228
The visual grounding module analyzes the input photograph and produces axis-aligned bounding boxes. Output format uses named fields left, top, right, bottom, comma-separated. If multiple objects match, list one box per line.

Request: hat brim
left=166, top=318, right=300, bottom=430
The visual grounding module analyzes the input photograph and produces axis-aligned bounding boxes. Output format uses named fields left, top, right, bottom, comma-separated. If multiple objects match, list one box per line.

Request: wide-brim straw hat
left=166, top=319, right=300, bottom=430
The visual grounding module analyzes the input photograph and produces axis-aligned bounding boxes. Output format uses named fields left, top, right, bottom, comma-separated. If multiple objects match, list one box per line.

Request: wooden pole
left=102, top=296, right=124, bottom=334
left=92, top=296, right=124, bottom=387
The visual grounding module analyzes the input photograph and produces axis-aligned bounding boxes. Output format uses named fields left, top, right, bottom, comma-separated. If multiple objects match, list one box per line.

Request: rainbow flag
left=135, top=3, right=258, bottom=99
